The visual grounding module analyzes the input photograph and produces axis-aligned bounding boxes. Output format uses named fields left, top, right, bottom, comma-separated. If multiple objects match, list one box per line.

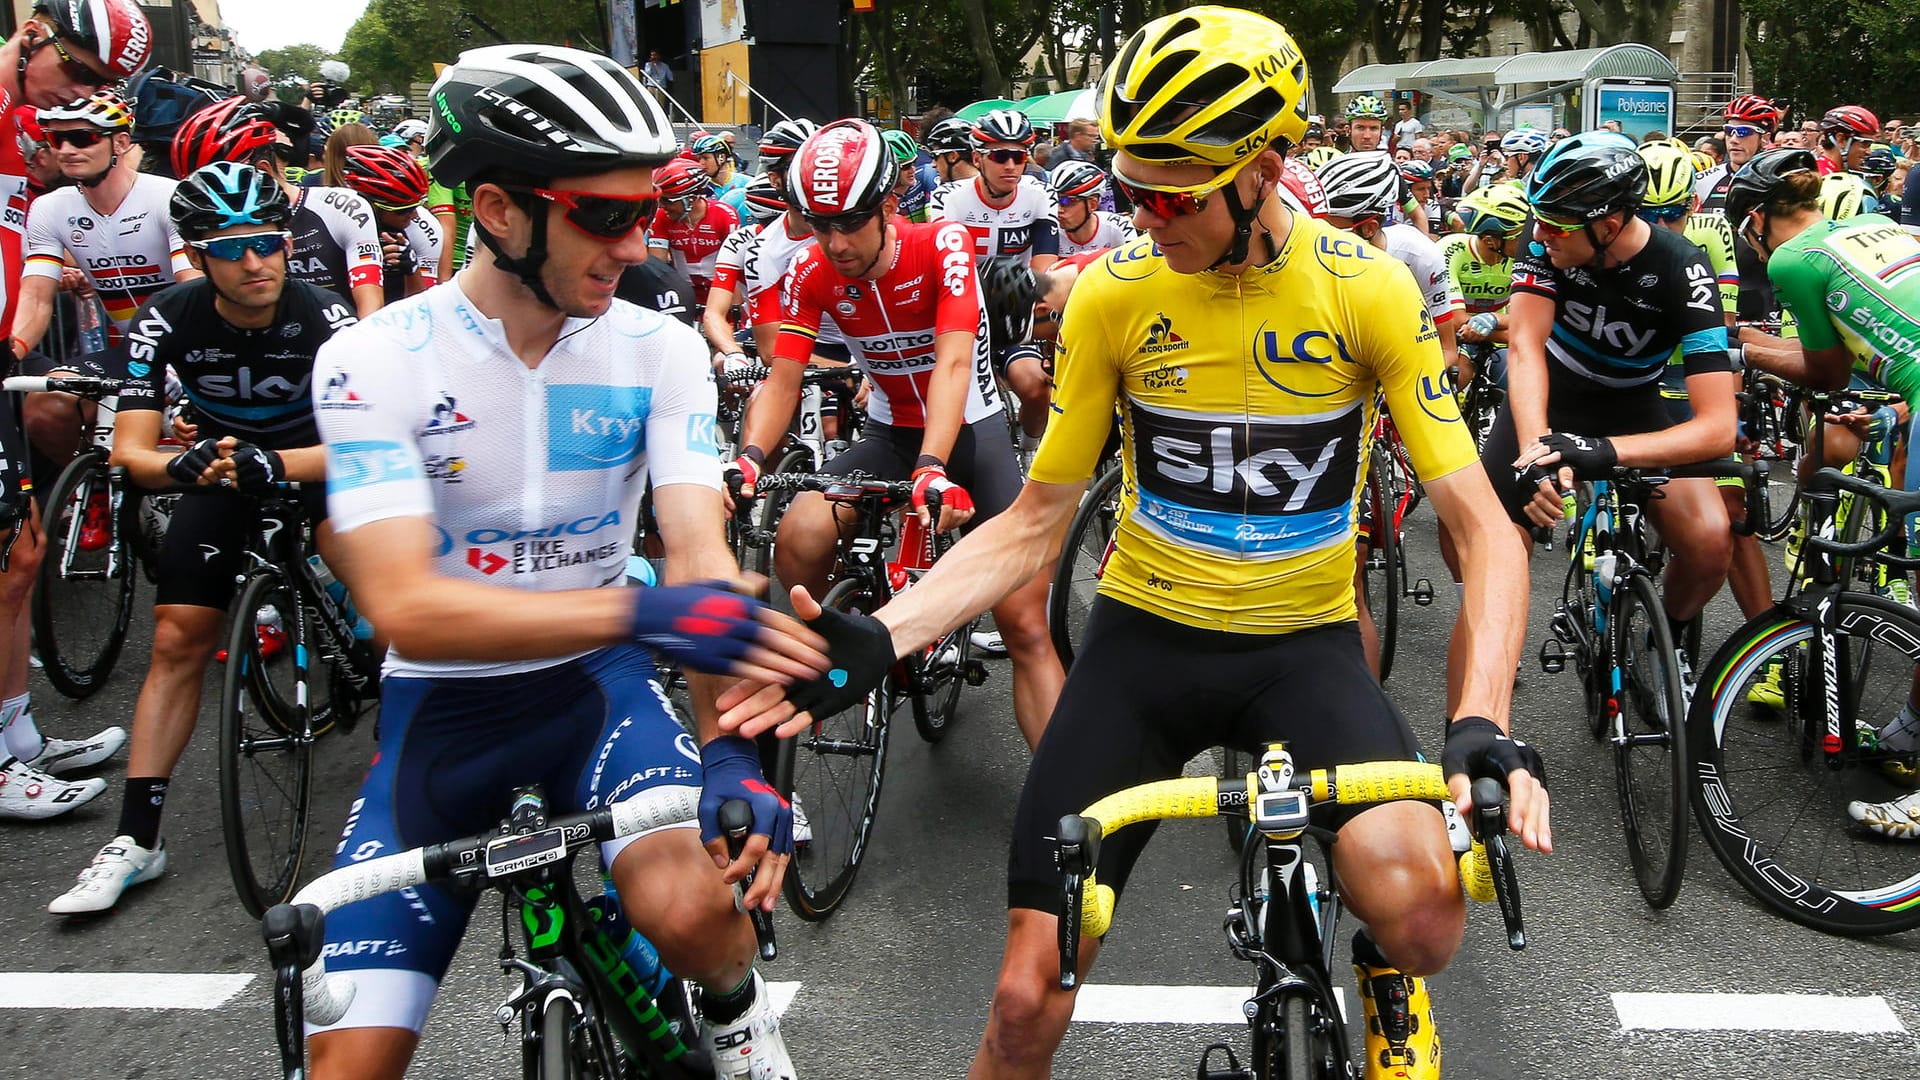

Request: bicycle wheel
left=1273, top=990, right=1332, bottom=1080
left=1362, top=453, right=1400, bottom=681
left=741, top=447, right=811, bottom=580
left=1612, top=573, right=1689, bottom=908
left=776, top=577, right=891, bottom=920
left=910, top=620, right=971, bottom=743
left=1756, top=455, right=1801, bottom=543
left=218, top=570, right=314, bottom=918
left=537, top=994, right=579, bottom=1080
left=1047, top=466, right=1123, bottom=670
left=1688, top=595, right=1920, bottom=936
left=32, top=451, right=136, bottom=698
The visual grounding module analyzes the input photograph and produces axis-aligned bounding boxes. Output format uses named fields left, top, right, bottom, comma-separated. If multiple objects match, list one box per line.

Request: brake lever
left=1471, top=777, right=1526, bottom=950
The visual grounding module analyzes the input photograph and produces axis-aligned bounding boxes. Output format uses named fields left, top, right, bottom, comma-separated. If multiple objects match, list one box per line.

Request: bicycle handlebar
left=271, top=785, right=702, bottom=1027
left=1801, top=467, right=1920, bottom=568
left=1053, top=759, right=1525, bottom=990
left=3, top=374, right=124, bottom=396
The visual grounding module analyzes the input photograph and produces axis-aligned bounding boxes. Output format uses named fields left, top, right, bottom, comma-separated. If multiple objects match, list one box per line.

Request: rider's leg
left=1646, top=477, right=1732, bottom=626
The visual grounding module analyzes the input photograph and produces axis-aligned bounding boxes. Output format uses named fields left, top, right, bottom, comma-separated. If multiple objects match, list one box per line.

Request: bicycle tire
left=1362, top=452, right=1401, bottom=681
left=32, top=451, right=136, bottom=698
left=1756, top=455, right=1801, bottom=543
left=537, top=994, right=578, bottom=1080
left=1047, top=466, right=1123, bottom=670
left=1613, top=572, right=1689, bottom=909
left=909, top=620, right=971, bottom=743
left=742, top=447, right=812, bottom=580
left=1274, top=991, right=1322, bottom=1080
left=218, top=571, right=314, bottom=918
left=1688, top=595, right=1920, bottom=936
left=777, top=577, right=891, bottom=920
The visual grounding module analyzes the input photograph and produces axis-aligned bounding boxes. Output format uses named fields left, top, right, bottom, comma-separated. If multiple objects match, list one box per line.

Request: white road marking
left=0, top=973, right=256, bottom=1010
left=1612, top=992, right=1905, bottom=1034
left=1069, top=984, right=1346, bottom=1025
left=768, top=980, right=801, bottom=1015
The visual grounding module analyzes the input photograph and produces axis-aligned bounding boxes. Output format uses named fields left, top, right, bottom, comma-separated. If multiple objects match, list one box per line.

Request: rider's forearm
left=11, top=279, right=55, bottom=354
left=701, top=290, right=743, bottom=356
left=738, top=364, right=802, bottom=457
left=1741, top=332, right=1845, bottom=390
left=109, top=443, right=186, bottom=490
left=1432, top=469, right=1527, bottom=729
left=916, top=334, right=974, bottom=466
left=1506, top=342, right=1550, bottom=445
left=1609, top=415, right=1737, bottom=467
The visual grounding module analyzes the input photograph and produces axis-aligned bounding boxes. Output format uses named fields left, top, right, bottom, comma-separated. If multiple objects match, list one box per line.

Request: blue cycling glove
left=628, top=582, right=769, bottom=675
left=698, top=735, right=793, bottom=856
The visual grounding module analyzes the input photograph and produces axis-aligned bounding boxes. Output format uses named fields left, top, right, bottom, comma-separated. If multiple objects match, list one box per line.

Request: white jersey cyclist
left=708, top=222, right=757, bottom=304
left=399, top=205, right=446, bottom=286
left=746, top=218, right=844, bottom=348
left=315, top=282, right=724, bottom=681
left=24, top=173, right=190, bottom=331
left=1056, top=210, right=1135, bottom=257
left=928, top=174, right=1061, bottom=265
left=287, top=185, right=384, bottom=308
left=1382, top=220, right=1463, bottom=327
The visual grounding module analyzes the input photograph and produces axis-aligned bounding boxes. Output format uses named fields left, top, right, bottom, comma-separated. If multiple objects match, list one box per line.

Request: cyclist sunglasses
left=802, top=207, right=882, bottom=234
left=1110, top=155, right=1260, bottom=220
left=44, top=128, right=107, bottom=149
left=982, top=148, right=1029, bottom=165
left=1533, top=216, right=1588, bottom=237
left=190, top=231, right=292, bottom=261
left=504, top=186, right=656, bottom=240
left=1637, top=205, right=1689, bottom=224
left=372, top=199, right=423, bottom=215
left=1722, top=123, right=1765, bottom=139
left=45, top=32, right=107, bottom=88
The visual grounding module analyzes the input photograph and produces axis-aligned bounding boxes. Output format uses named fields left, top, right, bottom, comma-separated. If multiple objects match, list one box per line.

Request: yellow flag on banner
left=852, top=0, right=874, bottom=10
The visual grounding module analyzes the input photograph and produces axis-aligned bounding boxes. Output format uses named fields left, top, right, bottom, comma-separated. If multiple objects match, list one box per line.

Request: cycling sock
left=0, top=693, right=42, bottom=760
left=1879, top=703, right=1920, bottom=753
left=699, top=970, right=758, bottom=1025
left=1350, top=928, right=1390, bottom=968
left=117, top=778, right=169, bottom=850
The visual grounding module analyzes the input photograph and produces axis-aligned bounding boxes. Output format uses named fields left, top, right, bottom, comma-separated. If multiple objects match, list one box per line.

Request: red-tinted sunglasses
left=504, top=186, right=657, bottom=240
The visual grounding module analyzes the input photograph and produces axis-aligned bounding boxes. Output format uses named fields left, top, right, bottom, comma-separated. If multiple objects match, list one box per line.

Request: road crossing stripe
left=1069, top=984, right=1347, bottom=1025
left=1612, top=992, right=1905, bottom=1034
left=0, top=973, right=256, bottom=1010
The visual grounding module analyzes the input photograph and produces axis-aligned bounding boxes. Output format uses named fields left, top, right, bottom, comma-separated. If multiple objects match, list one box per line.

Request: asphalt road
left=3, top=509, right=1919, bottom=1080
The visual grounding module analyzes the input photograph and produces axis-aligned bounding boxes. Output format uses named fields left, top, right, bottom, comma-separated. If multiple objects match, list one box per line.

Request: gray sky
left=219, top=0, right=372, bottom=54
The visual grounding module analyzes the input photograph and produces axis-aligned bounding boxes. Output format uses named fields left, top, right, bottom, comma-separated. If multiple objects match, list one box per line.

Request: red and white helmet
left=1279, top=156, right=1328, bottom=217
left=1723, top=94, right=1779, bottom=131
left=789, top=119, right=898, bottom=218
left=33, top=0, right=151, bottom=79
left=1821, top=105, right=1881, bottom=137
left=651, top=157, right=710, bottom=200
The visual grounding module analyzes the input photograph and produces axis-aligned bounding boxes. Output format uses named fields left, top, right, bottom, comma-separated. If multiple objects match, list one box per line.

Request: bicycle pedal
left=1548, top=609, right=1580, bottom=642
left=963, top=659, right=989, bottom=686
left=1411, top=578, right=1434, bottom=606
left=1538, top=639, right=1567, bottom=675
left=1195, top=1043, right=1254, bottom=1080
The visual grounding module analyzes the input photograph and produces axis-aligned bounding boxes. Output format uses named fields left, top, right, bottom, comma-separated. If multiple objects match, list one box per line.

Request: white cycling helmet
left=1315, top=150, right=1401, bottom=219
left=1500, top=128, right=1548, bottom=156
left=391, top=118, right=428, bottom=143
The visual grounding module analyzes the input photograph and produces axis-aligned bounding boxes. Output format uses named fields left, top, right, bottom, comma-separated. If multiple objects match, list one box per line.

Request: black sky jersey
left=1510, top=222, right=1731, bottom=392
left=617, top=257, right=699, bottom=327
left=117, top=278, right=358, bottom=448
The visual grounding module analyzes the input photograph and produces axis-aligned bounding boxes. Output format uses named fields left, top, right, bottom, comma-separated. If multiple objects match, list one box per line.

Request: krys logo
left=548, top=384, right=652, bottom=472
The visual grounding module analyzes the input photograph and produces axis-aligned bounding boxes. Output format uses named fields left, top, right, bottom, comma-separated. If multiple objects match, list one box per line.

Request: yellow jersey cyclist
left=1441, top=183, right=1530, bottom=388
left=1486, top=132, right=1739, bottom=669
left=718, top=10, right=1549, bottom=1079
left=1723, top=149, right=1920, bottom=837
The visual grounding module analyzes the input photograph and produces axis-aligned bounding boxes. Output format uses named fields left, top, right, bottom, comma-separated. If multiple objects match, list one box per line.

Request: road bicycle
left=1055, top=746, right=1526, bottom=1079
left=1360, top=413, right=1435, bottom=682
left=1046, top=458, right=1123, bottom=670
left=721, top=364, right=862, bottom=579
left=261, top=785, right=763, bottom=1078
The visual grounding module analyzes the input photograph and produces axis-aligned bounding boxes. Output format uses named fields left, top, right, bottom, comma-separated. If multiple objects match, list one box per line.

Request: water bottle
left=309, top=554, right=374, bottom=640
left=580, top=885, right=701, bottom=1062
left=583, top=890, right=672, bottom=1000
left=1300, top=861, right=1323, bottom=938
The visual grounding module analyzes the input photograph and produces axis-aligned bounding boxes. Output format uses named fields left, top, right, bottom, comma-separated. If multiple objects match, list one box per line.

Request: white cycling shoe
left=48, top=835, right=167, bottom=915
left=30, top=725, right=128, bottom=775
left=0, top=757, right=105, bottom=820
left=1849, top=792, right=1920, bottom=840
left=704, top=971, right=796, bottom=1080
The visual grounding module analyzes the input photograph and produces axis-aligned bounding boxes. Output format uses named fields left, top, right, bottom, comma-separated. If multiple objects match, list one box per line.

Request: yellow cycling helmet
left=1099, top=6, right=1311, bottom=169
left=1457, top=184, right=1530, bottom=237
left=1690, top=149, right=1716, bottom=173
left=1818, top=171, right=1868, bottom=219
left=1303, top=145, right=1342, bottom=172
left=1637, top=141, right=1698, bottom=209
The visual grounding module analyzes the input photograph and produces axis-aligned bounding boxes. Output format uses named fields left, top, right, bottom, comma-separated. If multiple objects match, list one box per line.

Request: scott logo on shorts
left=547, top=384, right=652, bottom=471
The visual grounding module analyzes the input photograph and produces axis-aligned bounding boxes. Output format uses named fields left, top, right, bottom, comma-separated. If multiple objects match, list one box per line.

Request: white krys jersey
left=24, top=173, right=191, bottom=331
left=314, top=281, right=724, bottom=680
left=1056, top=210, right=1136, bottom=257
left=746, top=218, right=843, bottom=346
left=1381, top=221, right=1462, bottom=326
left=927, top=175, right=1061, bottom=265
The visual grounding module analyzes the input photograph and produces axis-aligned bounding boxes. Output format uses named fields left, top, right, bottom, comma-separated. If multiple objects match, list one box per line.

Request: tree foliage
left=251, top=44, right=339, bottom=86
left=1745, top=0, right=1920, bottom=119
left=339, top=0, right=606, bottom=94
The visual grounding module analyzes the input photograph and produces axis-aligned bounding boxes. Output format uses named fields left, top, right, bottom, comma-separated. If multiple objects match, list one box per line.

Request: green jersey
left=1439, top=233, right=1512, bottom=315
left=1769, top=214, right=1920, bottom=400
left=426, top=176, right=473, bottom=272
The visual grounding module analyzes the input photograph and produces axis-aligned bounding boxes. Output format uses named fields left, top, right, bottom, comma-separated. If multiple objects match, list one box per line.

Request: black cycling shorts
left=1005, top=598, right=1424, bottom=913
left=822, top=416, right=1024, bottom=522
left=154, top=487, right=329, bottom=609
left=1479, top=378, right=1672, bottom=526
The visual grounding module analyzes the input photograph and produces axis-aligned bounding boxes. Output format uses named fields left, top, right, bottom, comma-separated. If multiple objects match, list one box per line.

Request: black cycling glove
left=784, top=605, right=896, bottom=721
left=166, top=438, right=224, bottom=486
left=228, top=442, right=285, bottom=494
left=1441, top=716, right=1547, bottom=790
left=1538, top=432, right=1616, bottom=479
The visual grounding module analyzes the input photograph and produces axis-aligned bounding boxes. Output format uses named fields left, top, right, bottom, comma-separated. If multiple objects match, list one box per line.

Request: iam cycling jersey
left=928, top=175, right=1061, bottom=265
left=1510, top=224, right=1731, bottom=391
left=1768, top=213, right=1920, bottom=402
left=646, top=199, right=740, bottom=301
left=23, top=174, right=190, bottom=333
left=314, top=281, right=722, bottom=679
left=117, top=279, right=357, bottom=446
left=288, top=186, right=384, bottom=307
left=1438, top=233, right=1512, bottom=315
left=1029, top=220, right=1476, bottom=633
left=1381, top=222, right=1462, bottom=326
left=708, top=222, right=757, bottom=301
left=773, top=217, right=997, bottom=427
left=747, top=219, right=845, bottom=348
left=1058, top=211, right=1136, bottom=258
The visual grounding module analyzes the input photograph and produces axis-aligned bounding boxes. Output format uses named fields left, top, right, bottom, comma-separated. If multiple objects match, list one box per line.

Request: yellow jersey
left=1030, top=218, right=1478, bottom=633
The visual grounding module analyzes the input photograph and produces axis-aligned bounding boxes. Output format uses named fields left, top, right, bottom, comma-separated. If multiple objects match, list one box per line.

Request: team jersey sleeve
left=1352, top=259, right=1476, bottom=483
left=770, top=251, right=827, bottom=363
left=1029, top=182, right=1060, bottom=257
left=710, top=229, right=749, bottom=296
left=113, top=294, right=170, bottom=414
left=1509, top=238, right=1556, bottom=300
left=1767, top=241, right=1842, bottom=353
left=748, top=258, right=791, bottom=328
left=646, top=208, right=671, bottom=250
left=639, top=320, right=724, bottom=490
left=1027, top=260, right=1121, bottom=486
left=426, top=179, right=457, bottom=217
left=406, top=208, right=444, bottom=284
left=1414, top=240, right=1462, bottom=322
left=319, top=189, right=385, bottom=292
left=931, top=221, right=985, bottom=334
left=1674, top=244, right=1733, bottom=376
left=927, top=182, right=953, bottom=222
left=314, top=318, right=435, bottom=532
left=21, top=193, right=68, bottom=281
left=1693, top=212, right=1740, bottom=312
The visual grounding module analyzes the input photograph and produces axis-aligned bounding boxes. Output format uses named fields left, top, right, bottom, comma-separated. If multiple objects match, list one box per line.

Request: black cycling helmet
left=425, top=44, right=676, bottom=189
left=1525, top=131, right=1648, bottom=223
left=972, top=108, right=1035, bottom=149
left=1724, top=147, right=1820, bottom=227
left=923, top=117, right=975, bottom=155
left=756, top=117, right=818, bottom=167
left=979, top=256, right=1037, bottom=354
left=170, top=160, right=291, bottom=239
